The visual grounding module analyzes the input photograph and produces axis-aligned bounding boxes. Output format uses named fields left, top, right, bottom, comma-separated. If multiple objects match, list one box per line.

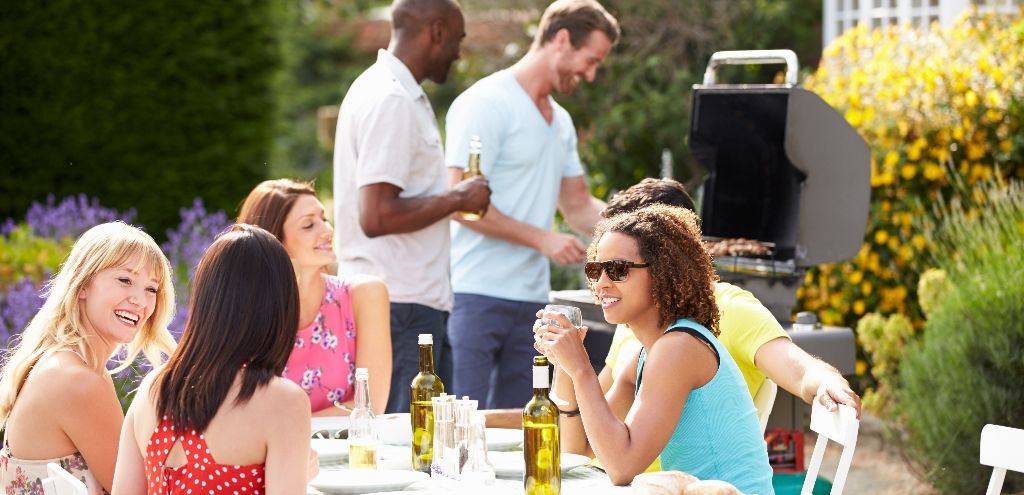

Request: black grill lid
left=689, top=50, right=870, bottom=267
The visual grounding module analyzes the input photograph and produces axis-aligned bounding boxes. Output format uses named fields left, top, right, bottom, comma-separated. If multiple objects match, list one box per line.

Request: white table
left=308, top=447, right=631, bottom=495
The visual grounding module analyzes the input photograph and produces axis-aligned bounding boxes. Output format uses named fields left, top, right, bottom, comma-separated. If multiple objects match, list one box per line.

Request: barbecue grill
left=691, top=49, right=870, bottom=322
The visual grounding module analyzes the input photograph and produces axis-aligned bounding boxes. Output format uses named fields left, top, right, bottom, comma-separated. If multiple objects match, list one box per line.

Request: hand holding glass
left=540, top=304, right=582, bottom=408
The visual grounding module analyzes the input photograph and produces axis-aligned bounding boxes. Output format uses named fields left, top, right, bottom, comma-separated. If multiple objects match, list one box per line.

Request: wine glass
left=541, top=304, right=582, bottom=407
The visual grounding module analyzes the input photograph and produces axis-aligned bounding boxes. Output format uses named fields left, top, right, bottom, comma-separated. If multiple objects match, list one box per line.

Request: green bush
left=855, top=312, right=914, bottom=413
left=0, top=226, right=72, bottom=289
left=898, top=179, right=1024, bottom=494
left=0, top=0, right=284, bottom=237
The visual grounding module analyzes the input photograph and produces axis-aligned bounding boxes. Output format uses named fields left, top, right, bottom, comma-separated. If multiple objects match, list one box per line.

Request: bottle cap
left=355, top=368, right=369, bottom=379
left=418, top=334, right=433, bottom=345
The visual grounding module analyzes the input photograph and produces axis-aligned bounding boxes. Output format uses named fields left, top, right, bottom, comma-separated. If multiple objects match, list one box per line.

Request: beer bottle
left=460, top=135, right=486, bottom=221
left=523, top=356, right=560, bottom=495
left=410, top=334, right=445, bottom=472
left=349, top=368, right=379, bottom=469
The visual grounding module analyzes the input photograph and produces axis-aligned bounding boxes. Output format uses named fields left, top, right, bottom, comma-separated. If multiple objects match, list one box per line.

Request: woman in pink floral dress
left=239, top=179, right=392, bottom=414
left=0, top=222, right=177, bottom=494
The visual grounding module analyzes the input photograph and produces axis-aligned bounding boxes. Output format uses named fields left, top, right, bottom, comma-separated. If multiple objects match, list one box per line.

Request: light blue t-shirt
left=445, top=70, right=584, bottom=303
left=637, top=318, right=775, bottom=495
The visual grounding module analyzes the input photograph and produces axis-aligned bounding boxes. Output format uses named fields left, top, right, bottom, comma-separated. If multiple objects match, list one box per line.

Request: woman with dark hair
left=239, top=179, right=391, bottom=415
left=112, top=224, right=314, bottom=494
left=536, top=205, right=774, bottom=494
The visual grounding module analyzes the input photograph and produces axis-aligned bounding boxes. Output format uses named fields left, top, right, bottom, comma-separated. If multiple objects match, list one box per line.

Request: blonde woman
left=0, top=222, right=176, bottom=494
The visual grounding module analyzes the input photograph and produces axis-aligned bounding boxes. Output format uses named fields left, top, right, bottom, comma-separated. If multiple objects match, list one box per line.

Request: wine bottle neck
left=532, top=365, right=549, bottom=391
left=418, top=344, right=434, bottom=372
left=354, top=376, right=371, bottom=409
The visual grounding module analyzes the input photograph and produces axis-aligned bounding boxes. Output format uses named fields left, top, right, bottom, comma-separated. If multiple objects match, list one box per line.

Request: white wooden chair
left=980, top=423, right=1024, bottom=495
left=40, top=462, right=88, bottom=495
left=801, top=402, right=860, bottom=495
left=753, top=378, right=778, bottom=434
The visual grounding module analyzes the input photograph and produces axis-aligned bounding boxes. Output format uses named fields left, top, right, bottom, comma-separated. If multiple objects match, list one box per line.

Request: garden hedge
left=0, top=0, right=284, bottom=236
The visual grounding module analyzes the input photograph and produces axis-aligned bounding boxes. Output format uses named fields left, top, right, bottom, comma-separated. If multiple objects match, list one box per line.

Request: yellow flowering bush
left=796, top=9, right=1024, bottom=331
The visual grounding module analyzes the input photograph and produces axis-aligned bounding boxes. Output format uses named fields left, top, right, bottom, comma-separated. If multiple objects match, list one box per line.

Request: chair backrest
left=980, top=423, right=1024, bottom=495
left=753, top=378, right=778, bottom=434
left=801, top=402, right=860, bottom=495
left=41, top=463, right=88, bottom=495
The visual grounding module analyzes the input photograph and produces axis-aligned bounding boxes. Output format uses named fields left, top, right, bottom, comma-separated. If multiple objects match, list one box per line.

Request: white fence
left=823, top=0, right=1022, bottom=46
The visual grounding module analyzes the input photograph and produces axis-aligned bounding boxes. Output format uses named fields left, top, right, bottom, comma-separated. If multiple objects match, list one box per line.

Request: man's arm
left=446, top=168, right=586, bottom=265
left=358, top=177, right=489, bottom=238
left=557, top=175, right=605, bottom=236
left=755, top=337, right=862, bottom=417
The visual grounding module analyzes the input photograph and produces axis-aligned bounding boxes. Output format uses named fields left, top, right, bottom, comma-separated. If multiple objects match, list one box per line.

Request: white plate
left=311, top=439, right=348, bottom=463
left=488, top=451, right=590, bottom=478
left=308, top=469, right=428, bottom=494
left=312, top=417, right=351, bottom=438
left=482, top=428, right=523, bottom=451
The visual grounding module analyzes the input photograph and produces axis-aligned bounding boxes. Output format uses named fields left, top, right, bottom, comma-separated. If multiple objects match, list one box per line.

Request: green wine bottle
left=410, top=333, right=445, bottom=473
left=523, top=356, right=560, bottom=495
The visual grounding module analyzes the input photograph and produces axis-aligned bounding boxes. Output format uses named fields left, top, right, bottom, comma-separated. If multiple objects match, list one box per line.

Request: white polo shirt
left=333, top=49, right=452, bottom=312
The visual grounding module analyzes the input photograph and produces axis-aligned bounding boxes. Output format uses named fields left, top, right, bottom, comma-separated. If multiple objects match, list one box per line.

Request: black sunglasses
left=584, top=259, right=650, bottom=283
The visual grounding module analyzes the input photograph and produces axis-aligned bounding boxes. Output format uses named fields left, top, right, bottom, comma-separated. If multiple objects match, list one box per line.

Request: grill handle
left=702, top=49, right=799, bottom=86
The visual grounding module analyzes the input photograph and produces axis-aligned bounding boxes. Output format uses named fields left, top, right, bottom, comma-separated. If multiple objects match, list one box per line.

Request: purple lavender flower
left=161, top=198, right=231, bottom=338
left=0, top=218, right=16, bottom=237
left=14, top=194, right=138, bottom=240
left=0, top=276, right=47, bottom=347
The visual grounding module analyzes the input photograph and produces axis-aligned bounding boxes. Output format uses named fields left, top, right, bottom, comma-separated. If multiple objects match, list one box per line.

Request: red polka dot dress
left=145, top=417, right=265, bottom=495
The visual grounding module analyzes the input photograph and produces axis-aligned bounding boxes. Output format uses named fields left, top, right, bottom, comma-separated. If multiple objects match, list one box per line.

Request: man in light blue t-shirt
left=444, top=0, right=619, bottom=409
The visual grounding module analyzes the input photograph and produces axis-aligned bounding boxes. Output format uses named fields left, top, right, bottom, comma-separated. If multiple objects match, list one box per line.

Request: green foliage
left=0, top=0, right=284, bottom=237
left=897, top=179, right=1024, bottom=494
left=855, top=312, right=914, bottom=412
left=0, top=226, right=72, bottom=289
left=272, top=2, right=375, bottom=185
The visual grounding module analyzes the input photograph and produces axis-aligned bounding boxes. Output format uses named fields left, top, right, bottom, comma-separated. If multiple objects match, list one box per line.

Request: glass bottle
left=461, top=410, right=496, bottom=486
left=523, top=356, right=560, bottom=495
left=460, top=135, right=485, bottom=221
left=410, top=334, right=445, bottom=473
left=348, top=368, right=378, bottom=469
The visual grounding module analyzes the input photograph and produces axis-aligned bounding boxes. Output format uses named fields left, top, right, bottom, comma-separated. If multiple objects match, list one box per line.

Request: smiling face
left=591, top=232, right=659, bottom=329
left=281, top=194, right=336, bottom=270
left=552, top=29, right=612, bottom=96
left=79, top=259, right=159, bottom=345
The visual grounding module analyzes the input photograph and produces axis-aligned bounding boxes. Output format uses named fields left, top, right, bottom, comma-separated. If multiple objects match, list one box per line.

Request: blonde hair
left=0, top=221, right=177, bottom=426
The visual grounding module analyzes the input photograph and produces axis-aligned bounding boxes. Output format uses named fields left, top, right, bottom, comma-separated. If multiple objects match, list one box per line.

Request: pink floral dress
left=282, top=274, right=358, bottom=412
left=0, top=440, right=107, bottom=495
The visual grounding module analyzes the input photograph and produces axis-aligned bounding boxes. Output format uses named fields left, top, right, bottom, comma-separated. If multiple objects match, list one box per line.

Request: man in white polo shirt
left=333, top=0, right=490, bottom=414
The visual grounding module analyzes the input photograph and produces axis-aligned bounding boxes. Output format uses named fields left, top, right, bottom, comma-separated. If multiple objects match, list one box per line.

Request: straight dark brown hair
left=154, top=224, right=299, bottom=433
left=237, top=179, right=317, bottom=241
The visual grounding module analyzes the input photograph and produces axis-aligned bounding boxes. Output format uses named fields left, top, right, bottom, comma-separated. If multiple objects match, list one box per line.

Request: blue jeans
left=448, top=293, right=543, bottom=409
left=386, top=303, right=451, bottom=414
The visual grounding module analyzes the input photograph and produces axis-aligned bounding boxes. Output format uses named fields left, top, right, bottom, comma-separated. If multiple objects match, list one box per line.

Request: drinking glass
left=541, top=304, right=582, bottom=407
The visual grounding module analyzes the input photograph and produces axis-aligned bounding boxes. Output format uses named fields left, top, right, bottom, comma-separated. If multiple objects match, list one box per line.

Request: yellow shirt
left=599, top=282, right=789, bottom=472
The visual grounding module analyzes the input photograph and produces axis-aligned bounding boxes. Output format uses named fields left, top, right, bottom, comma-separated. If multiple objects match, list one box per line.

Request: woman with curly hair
left=536, top=204, right=773, bottom=494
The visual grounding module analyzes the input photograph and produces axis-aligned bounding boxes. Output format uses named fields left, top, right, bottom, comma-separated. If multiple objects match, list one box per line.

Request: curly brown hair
left=588, top=204, right=719, bottom=335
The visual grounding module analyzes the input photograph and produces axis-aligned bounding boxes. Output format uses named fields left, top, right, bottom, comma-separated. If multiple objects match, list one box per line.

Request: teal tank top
left=637, top=318, right=775, bottom=495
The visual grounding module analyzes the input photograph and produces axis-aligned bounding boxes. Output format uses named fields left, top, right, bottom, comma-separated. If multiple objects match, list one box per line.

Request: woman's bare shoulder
left=30, top=352, right=111, bottom=398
